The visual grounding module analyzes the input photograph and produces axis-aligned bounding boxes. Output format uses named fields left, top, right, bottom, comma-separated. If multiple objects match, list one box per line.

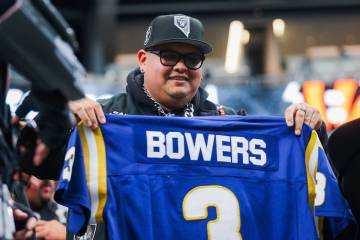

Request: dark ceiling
left=53, top=0, right=360, bottom=16
left=50, top=0, right=360, bottom=72
left=51, top=0, right=95, bottom=9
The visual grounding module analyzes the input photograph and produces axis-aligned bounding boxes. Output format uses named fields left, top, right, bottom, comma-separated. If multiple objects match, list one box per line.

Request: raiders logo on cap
left=143, top=14, right=212, bottom=54
left=174, top=16, right=190, bottom=37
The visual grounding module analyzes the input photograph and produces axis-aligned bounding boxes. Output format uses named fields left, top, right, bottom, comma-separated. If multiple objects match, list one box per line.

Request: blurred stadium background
left=7, top=0, right=360, bottom=131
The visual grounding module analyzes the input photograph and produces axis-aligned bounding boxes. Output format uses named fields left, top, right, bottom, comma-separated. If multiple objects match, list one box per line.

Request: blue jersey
left=55, top=115, right=353, bottom=240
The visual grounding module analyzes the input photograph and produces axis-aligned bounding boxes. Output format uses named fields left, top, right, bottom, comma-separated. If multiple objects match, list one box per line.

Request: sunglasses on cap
left=146, top=49, right=205, bottom=70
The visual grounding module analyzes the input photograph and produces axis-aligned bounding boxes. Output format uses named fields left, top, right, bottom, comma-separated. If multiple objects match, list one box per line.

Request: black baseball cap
left=144, top=14, right=212, bottom=54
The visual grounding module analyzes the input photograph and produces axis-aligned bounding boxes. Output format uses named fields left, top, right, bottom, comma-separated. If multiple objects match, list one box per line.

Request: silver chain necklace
left=142, top=84, right=194, bottom=117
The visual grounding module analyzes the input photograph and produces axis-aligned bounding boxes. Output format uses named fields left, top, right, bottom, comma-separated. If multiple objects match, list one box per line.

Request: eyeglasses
left=146, top=49, right=205, bottom=70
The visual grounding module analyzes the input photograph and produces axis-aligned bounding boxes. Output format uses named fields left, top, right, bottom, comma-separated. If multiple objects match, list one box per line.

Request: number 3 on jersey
left=183, top=185, right=243, bottom=240
left=182, top=175, right=326, bottom=239
left=315, top=172, right=326, bottom=207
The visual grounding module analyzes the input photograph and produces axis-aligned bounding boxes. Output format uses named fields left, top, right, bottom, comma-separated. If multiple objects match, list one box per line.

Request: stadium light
left=327, top=107, right=348, bottom=124
left=273, top=19, right=285, bottom=37
left=325, top=89, right=347, bottom=124
left=324, top=89, right=345, bottom=107
left=225, top=21, right=244, bottom=74
left=204, top=84, right=219, bottom=104
left=241, top=29, right=250, bottom=45
left=282, top=81, right=304, bottom=103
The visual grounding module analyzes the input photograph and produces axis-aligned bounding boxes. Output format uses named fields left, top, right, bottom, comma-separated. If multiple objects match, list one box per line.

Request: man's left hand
left=285, top=103, right=323, bottom=135
left=35, top=220, right=66, bottom=240
left=13, top=209, right=37, bottom=240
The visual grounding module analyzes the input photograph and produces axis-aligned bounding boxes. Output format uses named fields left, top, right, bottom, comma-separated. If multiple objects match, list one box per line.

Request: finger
left=24, top=229, right=35, bottom=239
left=33, top=142, right=49, bottom=166
left=35, top=228, right=47, bottom=238
left=26, top=217, right=37, bottom=230
left=94, top=103, right=106, bottom=124
left=308, top=113, right=318, bottom=129
left=304, top=109, right=314, bottom=126
left=35, top=225, right=43, bottom=232
left=85, top=106, right=99, bottom=129
left=294, top=107, right=306, bottom=135
left=309, top=112, right=322, bottom=130
left=13, top=209, right=28, bottom=220
left=76, top=109, right=92, bottom=127
left=35, top=226, right=48, bottom=237
left=35, top=220, right=47, bottom=227
left=14, top=229, right=27, bottom=240
left=284, top=104, right=297, bottom=126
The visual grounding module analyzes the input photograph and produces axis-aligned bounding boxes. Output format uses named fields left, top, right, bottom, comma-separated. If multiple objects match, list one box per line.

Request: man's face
left=39, top=180, right=55, bottom=202
left=138, top=43, right=203, bottom=110
left=26, top=176, right=55, bottom=209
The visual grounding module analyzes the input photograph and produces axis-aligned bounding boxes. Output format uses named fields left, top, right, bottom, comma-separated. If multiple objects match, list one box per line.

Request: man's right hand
left=68, top=97, right=106, bottom=129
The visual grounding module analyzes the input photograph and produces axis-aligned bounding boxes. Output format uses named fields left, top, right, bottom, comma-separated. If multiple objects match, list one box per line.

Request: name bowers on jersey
left=146, top=131, right=267, bottom=167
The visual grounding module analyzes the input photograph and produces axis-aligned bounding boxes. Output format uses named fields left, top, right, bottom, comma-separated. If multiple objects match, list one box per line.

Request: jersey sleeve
left=54, top=128, right=91, bottom=236
left=314, top=132, right=354, bottom=237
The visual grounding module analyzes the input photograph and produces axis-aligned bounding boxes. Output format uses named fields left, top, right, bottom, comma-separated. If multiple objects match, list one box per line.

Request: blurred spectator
left=328, top=118, right=360, bottom=239
left=26, top=176, right=66, bottom=240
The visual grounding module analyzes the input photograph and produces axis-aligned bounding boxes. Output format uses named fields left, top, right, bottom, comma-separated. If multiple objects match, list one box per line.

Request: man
left=328, top=118, right=360, bottom=239
left=69, top=14, right=325, bottom=138
left=26, top=176, right=66, bottom=240
left=64, top=14, right=327, bottom=239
